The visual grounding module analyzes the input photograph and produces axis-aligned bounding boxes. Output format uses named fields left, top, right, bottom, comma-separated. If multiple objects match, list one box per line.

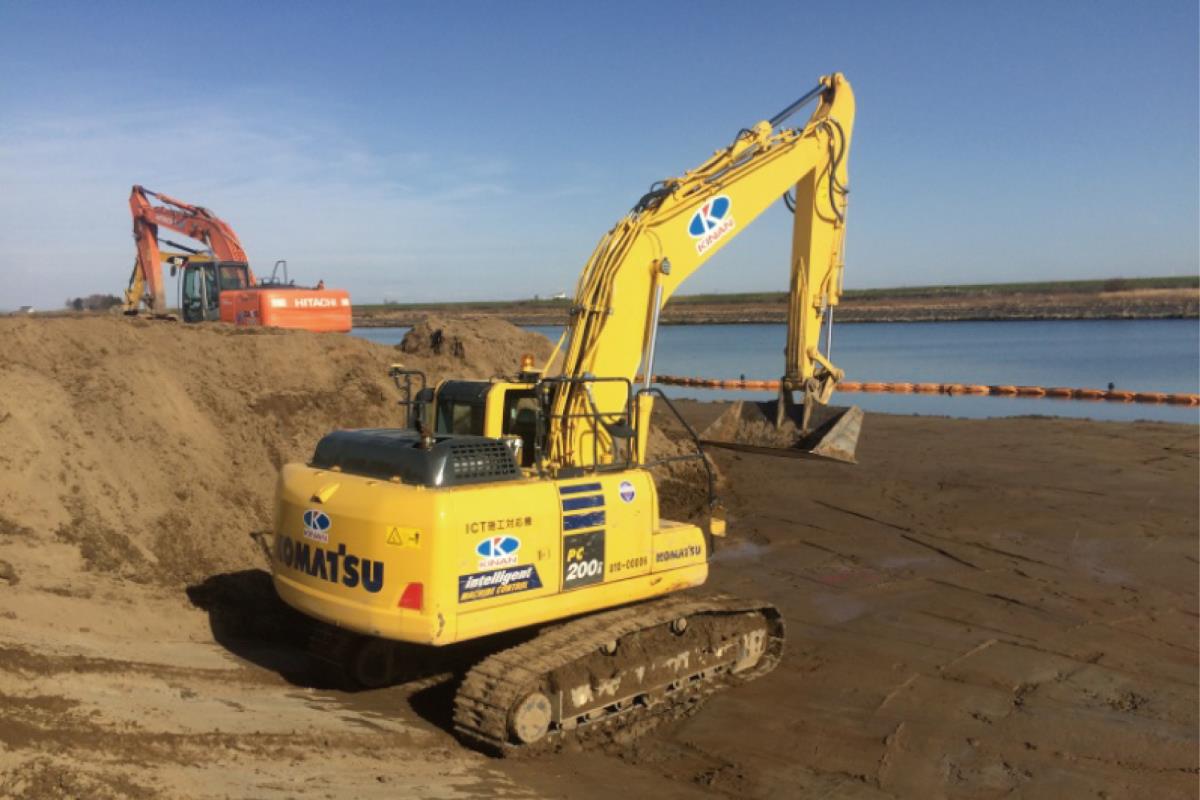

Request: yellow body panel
left=271, top=464, right=708, bottom=645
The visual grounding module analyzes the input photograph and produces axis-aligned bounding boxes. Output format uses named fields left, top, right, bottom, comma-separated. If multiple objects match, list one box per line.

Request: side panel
left=651, top=519, right=708, bottom=573
left=445, top=480, right=561, bottom=611
left=272, top=462, right=709, bottom=647
left=556, top=472, right=655, bottom=588
left=272, top=465, right=445, bottom=642
left=454, top=470, right=706, bottom=641
left=453, top=564, right=708, bottom=642
left=259, top=289, right=352, bottom=332
left=220, top=291, right=264, bottom=326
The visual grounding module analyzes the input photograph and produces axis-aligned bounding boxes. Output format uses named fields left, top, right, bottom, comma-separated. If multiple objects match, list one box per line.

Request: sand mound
left=398, top=315, right=555, bottom=377
left=0, top=316, right=710, bottom=592
left=0, top=316, right=548, bottom=587
left=0, top=315, right=703, bottom=589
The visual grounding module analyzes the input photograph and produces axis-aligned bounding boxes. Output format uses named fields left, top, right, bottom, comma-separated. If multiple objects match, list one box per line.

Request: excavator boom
left=132, top=186, right=250, bottom=263
left=547, top=73, right=859, bottom=468
left=126, top=185, right=253, bottom=314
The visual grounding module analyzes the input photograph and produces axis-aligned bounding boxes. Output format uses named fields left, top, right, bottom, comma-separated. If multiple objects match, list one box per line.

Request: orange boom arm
left=125, top=185, right=255, bottom=314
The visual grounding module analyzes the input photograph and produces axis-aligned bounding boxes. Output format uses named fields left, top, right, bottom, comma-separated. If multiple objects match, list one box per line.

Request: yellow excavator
left=268, top=73, right=858, bottom=754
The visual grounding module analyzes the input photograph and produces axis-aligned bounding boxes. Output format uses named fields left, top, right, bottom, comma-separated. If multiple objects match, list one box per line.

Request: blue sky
left=1, top=1, right=1196, bottom=307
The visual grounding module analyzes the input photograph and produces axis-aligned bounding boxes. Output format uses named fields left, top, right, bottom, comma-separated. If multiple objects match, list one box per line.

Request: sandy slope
left=0, top=315, right=552, bottom=585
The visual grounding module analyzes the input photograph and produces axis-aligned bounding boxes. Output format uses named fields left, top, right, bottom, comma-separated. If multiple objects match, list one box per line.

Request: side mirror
left=388, top=366, right=430, bottom=431
left=412, top=387, right=435, bottom=431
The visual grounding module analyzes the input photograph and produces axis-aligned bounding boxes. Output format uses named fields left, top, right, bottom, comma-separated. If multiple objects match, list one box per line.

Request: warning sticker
left=386, top=526, right=421, bottom=548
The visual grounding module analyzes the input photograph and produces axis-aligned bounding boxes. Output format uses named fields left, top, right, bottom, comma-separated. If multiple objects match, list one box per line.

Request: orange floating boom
left=650, top=376, right=1198, bottom=405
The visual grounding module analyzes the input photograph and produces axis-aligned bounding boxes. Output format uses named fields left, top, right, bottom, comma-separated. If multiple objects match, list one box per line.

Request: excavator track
left=452, top=593, right=784, bottom=757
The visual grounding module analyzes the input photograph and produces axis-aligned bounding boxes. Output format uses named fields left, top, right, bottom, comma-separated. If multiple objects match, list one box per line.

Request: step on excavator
left=124, top=185, right=352, bottom=332
left=268, top=73, right=860, bottom=754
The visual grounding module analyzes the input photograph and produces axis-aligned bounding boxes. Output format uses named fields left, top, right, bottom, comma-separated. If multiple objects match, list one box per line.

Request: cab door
left=180, top=264, right=220, bottom=322
left=215, top=263, right=258, bottom=325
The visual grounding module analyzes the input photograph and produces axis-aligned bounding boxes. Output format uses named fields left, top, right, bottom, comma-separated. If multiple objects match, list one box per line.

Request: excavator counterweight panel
left=699, top=400, right=862, bottom=464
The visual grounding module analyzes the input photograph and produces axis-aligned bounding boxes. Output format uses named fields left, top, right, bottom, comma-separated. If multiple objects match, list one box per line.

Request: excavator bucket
left=699, top=400, right=863, bottom=464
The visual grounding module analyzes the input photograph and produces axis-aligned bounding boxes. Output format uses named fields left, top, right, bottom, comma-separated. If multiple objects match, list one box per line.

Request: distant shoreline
left=13, top=276, right=1197, bottom=326
left=353, top=277, right=1199, bottom=328
left=354, top=310, right=1200, bottom=328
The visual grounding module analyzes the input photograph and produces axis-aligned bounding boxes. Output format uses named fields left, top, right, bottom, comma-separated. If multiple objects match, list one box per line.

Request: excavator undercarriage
left=453, top=594, right=783, bottom=755
left=303, top=593, right=783, bottom=756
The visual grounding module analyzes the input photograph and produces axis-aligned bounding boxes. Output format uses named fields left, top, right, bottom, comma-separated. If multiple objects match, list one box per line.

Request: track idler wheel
left=509, top=690, right=553, bottom=744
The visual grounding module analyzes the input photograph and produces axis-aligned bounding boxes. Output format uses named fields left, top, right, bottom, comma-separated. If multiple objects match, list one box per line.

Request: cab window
left=502, top=390, right=539, bottom=465
left=218, top=265, right=248, bottom=290
left=204, top=268, right=219, bottom=305
left=436, top=399, right=485, bottom=435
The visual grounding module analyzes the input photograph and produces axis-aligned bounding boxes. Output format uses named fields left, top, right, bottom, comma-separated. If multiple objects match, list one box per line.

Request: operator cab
left=309, top=378, right=545, bottom=488
left=177, top=260, right=251, bottom=322
left=305, top=379, right=537, bottom=489
left=434, top=380, right=540, bottom=467
left=378, top=369, right=641, bottom=479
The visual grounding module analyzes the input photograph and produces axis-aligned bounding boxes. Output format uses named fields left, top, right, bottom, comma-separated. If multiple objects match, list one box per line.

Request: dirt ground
left=0, top=317, right=1196, bottom=799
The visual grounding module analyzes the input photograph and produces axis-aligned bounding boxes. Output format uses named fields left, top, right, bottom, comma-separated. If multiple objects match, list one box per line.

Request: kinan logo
left=475, top=535, right=520, bottom=568
left=688, top=195, right=735, bottom=254
left=302, top=509, right=332, bottom=544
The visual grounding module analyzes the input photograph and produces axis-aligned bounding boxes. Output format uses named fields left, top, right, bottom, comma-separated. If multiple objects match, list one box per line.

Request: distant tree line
left=65, top=294, right=122, bottom=312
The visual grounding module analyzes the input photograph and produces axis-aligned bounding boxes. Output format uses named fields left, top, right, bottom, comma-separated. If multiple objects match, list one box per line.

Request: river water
left=354, top=319, right=1199, bottom=424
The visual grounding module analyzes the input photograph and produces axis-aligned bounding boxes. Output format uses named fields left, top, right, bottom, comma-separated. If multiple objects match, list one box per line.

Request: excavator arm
left=124, top=185, right=253, bottom=314
left=547, top=73, right=856, bottom=469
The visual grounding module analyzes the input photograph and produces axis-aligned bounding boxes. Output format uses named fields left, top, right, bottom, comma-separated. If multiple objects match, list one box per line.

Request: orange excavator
left=123, top=185, right=352, bottom=332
